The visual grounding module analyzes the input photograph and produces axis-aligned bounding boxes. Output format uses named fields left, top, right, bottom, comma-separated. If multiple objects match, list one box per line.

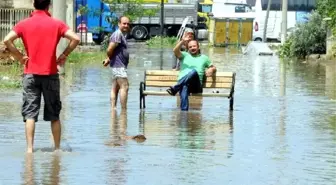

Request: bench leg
left=139, top=82, right=144, bottom=109
left=229, top=96, right=234, bottom=111
left=143, top=96, right=146, bottom=109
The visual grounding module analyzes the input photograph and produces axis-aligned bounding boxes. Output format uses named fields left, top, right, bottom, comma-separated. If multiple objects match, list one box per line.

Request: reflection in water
left=22, top=153, right=62, bottom=185
left=22, top=154, right=36, bottom=185
left=176, top=96, right=203, bottom=110
left=108, top=109, right=127, bottom=146
left=280, top=60, right=287, bottom=96
left=106, top=109, right=127, bottom=185
left=141, top=110, right=233, bottom=157
left=325, top=63, right=336, bottom=100
left=42, top=153, right=61, bottom=185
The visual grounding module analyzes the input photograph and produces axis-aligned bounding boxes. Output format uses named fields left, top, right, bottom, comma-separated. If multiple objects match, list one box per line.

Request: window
left=261, top=0, right=316, bottom=11
left=235, top=5, right=247, bottom=13
left=201, top=5, right=212, bottom=13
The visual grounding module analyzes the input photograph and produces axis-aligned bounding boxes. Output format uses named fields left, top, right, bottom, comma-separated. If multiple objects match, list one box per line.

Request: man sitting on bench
left=166, top=34, right=217, bottom=111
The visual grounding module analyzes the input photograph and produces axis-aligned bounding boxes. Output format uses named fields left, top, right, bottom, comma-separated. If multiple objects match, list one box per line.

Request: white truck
left=130, top=3, right=199, bottom=40
left=112, top=2, right=201, bottom=40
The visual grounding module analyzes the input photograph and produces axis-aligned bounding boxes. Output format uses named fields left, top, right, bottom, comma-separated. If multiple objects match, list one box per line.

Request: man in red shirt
left=3, top=0, right=80, bottom=153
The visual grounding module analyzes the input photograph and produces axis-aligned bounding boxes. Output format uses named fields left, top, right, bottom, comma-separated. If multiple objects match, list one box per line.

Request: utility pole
left=53, top=0, right=67, bottom=75
left=160, top=0, right=164, bottom=70
left=281, top=0, right=288, bottom=44
left=160, top=0, right=164, bottom=36
left=263, top=0, right=272, bottom=42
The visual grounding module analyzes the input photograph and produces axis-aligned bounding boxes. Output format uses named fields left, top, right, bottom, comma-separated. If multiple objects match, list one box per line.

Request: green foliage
left=332, top=43, right=336, bottom=58
left=0, top=51, right=104, bottom=89
left=67, top=51, right=105, bottom=64
left=78, top=4, right=89, bottom=16
left=316, top=0, right=336, bottom=35
left=145, top=36, right=178, bottom=47
left=278, top=35, right=293, bottom=58
left=278, top=11, right=327, bottom=59
left=0, top=63, right=23, bottom=89
left=95, top=0, right=158, bottom=33
left=95, top=0, right=159, bottom=50
left=103, top=0, right=158, bottom=24
left=100, top=34, right=111, bottom=51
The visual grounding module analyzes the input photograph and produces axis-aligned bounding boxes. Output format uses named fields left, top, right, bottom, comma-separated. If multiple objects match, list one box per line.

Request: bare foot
left=26, top=148, right=33, bottom=153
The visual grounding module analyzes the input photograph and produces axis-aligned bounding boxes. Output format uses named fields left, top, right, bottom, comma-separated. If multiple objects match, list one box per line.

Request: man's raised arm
left=173, top=33, right=191, bottom=59
left=173, top=40, right=184, bottom=59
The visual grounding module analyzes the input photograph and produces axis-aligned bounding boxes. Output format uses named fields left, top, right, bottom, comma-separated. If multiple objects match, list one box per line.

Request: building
left=0, top=0, right=34, bottom=9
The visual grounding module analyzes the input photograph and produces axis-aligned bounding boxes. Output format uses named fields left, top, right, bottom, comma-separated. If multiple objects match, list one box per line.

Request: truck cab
left=197, top=0, right=213, bottom=29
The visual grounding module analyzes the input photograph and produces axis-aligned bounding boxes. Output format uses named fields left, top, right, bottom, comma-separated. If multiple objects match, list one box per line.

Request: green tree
left=99, top=0, right=159, bottom=49
left=278, top=11, right=327, bottom=59
left=103, top=0, right=158, bottom=25
left=316, top=0, right=336, bottom=34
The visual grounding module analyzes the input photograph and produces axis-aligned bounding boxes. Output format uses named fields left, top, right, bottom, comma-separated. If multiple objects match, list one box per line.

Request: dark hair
left=33, top=0, right=51, bottom=10
left=118, top=16, right=129, bottom=23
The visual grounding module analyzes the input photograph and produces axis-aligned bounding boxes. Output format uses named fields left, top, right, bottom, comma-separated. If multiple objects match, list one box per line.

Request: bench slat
left=146, top=76, right=233, bottom=83
left=146, top=70, right=234, bottom=77
left=143, top=90, right=230, bottom=97
left=145, top=81, right=232, bottom=88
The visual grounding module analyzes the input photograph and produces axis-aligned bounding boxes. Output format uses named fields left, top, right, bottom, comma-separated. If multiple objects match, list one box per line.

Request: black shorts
left=22, top=74, right=62, bottom=122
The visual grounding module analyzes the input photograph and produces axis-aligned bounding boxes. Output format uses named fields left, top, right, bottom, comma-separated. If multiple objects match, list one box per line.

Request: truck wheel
left=131, top=25, right=148, bottom=40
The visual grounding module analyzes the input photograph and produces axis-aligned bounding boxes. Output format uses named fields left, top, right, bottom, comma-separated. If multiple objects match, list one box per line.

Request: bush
left=145, top=36, right=178, bottom=47
left=332, top=43, right=336, bottom=58
left=278, top=11, right=327, bottom=59
left=100, top=33, right=112, bottom=51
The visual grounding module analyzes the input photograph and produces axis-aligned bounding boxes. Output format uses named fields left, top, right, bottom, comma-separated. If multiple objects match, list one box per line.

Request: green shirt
left=178, top=51, right=212, bottom=84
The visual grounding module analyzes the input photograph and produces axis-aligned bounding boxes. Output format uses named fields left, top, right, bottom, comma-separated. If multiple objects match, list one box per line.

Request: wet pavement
left=0, top=43, right=335, bottom=185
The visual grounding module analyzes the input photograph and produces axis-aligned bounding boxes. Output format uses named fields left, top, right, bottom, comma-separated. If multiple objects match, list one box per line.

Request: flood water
left=0, top=43, right=335, bottom=185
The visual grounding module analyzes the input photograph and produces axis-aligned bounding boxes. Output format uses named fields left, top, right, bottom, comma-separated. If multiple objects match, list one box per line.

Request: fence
left=0, top=8, right=34, bottom=41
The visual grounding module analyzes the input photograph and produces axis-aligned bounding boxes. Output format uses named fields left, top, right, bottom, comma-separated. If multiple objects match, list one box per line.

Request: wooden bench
left=139, top=70, right=236, bottom=110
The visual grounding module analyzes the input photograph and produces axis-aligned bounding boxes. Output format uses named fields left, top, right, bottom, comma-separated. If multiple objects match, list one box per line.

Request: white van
left=212, top=0, right=253, bottom=17
left=251, top=0, right=315, bottom=42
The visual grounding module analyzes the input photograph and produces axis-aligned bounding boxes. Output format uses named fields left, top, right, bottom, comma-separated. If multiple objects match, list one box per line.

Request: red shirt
left=13, top=10, right=69, bottom=75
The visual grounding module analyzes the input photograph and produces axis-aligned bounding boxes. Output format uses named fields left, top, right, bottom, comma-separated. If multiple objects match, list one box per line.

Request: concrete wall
left=0, top=0, right=13, bottom=8
left=13, top=0, right=33, bottom=9
left=0, top=0, right=33, bottom=8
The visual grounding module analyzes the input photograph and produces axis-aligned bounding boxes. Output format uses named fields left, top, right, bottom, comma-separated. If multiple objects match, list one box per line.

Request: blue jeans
left=171, top=69, right=202, bottom=111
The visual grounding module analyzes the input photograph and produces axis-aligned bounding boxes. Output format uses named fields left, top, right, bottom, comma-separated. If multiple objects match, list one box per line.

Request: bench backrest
left=144, top=70, right=235, bottom=89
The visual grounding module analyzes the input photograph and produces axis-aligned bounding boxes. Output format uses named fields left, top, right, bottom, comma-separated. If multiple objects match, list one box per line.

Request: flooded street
left=0, top=43, right=335, bottom=185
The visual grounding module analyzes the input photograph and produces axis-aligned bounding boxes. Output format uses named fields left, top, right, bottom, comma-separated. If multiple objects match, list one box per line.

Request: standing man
left=167, top=34, right=216, bottom=111
left=103, top=16, right=130, bottom=110
left=3, top=0, right=80, bottom=153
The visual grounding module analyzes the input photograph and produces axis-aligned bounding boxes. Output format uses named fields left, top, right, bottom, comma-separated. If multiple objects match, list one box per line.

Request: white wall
left=13, top=0, right=33, bottom=9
